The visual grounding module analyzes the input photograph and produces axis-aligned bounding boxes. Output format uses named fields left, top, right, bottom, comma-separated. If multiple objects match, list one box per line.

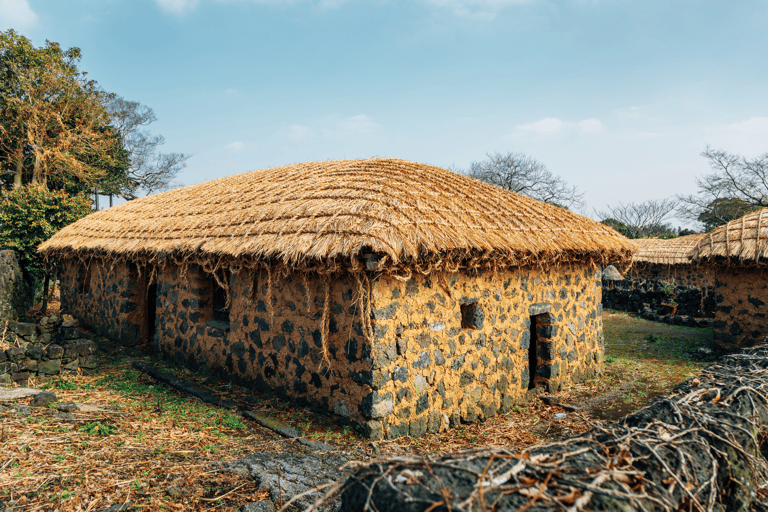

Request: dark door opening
left=146, top=280, right=157, bottom=344
left=528, top=315, right=538, bottom=389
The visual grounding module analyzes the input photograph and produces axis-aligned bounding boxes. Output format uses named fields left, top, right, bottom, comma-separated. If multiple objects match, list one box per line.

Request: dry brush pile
left=310, top=345, right=768, bottom=511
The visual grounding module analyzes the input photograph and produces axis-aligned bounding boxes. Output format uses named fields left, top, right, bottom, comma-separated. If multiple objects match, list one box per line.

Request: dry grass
left=0, top=310, right=710, bottom=511
left=39, top=158, right=634, bottom=272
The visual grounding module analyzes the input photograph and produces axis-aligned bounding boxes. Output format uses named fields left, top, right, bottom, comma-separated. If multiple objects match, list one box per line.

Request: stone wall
left=363, top=264, right=604, bottom=439
left=0, top=317, right=99, bottom=385
left=62, top=258, right=605, bottom=439
left=712, top=265, right=768, bottom=351
left=628, top=262, right=714, bottom=289
left=153, top=264, right=371, bottom=424
left=602, top=275, right=715, bottom=319
left=0, top=250, right=32, bottom=322
left=60, top=259, right=150, bottom=346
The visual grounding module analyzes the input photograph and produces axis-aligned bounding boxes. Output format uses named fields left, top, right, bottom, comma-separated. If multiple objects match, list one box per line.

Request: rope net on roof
left=39, top=158, right=634, bottom=273
left=631, top=234, right=705, bottom=265
left=692, top=207, right=768, bottom=263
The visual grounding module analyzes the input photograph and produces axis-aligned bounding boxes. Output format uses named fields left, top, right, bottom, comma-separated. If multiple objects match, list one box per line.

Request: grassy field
left=0, top=309, right=713, bottom=511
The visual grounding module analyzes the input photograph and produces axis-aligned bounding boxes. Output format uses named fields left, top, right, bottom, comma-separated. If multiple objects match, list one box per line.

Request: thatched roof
left=692, top=207, right=768, bottom=263
left=39, top=158, right=634, bottom=270
left=631, top=234, right=705, bottom=265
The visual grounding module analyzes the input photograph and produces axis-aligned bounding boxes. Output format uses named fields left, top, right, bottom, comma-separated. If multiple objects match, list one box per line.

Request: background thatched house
left=601, top=235, right=715, bottom=318
left=691, top=208, right=768, bottom=351
left=40, top=158, right=634, bottom=439
left=629, top=234, right=710, bottom=287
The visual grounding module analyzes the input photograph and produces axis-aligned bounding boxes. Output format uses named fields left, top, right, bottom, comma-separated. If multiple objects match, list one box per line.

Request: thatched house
left=691, top=208, right=768, bottom=351
left=630, top=234, right=710, bottom=288
left=40, top=158, right=633, bottom=439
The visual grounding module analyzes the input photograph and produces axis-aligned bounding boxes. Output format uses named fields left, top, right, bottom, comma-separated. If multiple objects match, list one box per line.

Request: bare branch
left=460, top=152, right=585, bottom=210
left=677, top=146, right=768, bottom=231
left=595, top=198, right=679, bottom=239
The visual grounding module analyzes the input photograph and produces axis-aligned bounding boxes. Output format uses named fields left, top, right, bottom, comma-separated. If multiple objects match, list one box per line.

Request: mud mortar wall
left=153, top=264, right=373, bottom=422
left=60, top=259, right=149, bottom=346
left=712, top=265, right=768, bottom=350
left=365, top=264, right=604, bottom=440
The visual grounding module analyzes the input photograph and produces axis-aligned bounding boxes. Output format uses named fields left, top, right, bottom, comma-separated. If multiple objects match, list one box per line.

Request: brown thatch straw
left=39, top=158, right=634, bottom=271
left=692, top=207, right=768, bottom=263
left=631, top=234, right=705, bottom=265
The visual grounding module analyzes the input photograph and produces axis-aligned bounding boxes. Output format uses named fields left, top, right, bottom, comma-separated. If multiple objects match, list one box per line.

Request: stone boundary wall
left=332, top=344, right=768, bottom=511
left=628, top=262, right=714, bottom=289
left=0, top=318, right=99, bottom=385
left=602, top=274, right=715, bottom=319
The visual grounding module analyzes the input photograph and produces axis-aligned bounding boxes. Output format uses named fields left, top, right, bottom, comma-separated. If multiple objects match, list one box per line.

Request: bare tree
left=595, top=198, right=679, bottom=239
left=103, top=94, right=190, bottom=199
left=461, top=152, right=585, bottom=210
left=677, top=146, right=768, bottom=230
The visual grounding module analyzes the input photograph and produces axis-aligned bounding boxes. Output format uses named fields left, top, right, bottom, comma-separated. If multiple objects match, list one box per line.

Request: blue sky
left=1, top=0, right=767, bottom=222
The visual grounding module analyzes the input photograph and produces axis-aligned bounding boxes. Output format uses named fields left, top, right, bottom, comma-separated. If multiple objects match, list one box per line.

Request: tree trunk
left=41, top=273, right=50, bottom=314
left=13, top=159, right=23, bottom=189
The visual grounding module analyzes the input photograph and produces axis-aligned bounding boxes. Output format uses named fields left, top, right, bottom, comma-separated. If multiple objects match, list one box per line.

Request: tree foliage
left=0, top=184, right=91, bottom=281
left=0, top=29, right=127, bottom=192
left=102, top=94, right=189, bottom=199
left=678, top=147, right=768, bottom=231
left=462, top=152, right=585, bottom=210
left=595, top=198, right=679, bottom=239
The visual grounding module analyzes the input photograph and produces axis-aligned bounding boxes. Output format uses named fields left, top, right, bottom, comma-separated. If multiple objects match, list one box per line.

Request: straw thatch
left=39, top=158, right=634, bottom=272
left=631, top=234, right=705, bottom=265
left=692, top=207, right=768, bottom=263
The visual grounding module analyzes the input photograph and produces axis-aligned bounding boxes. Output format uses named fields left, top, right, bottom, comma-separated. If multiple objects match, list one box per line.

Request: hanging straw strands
left=305, top=344, right=768, bottom=512
left=39, top=159, right=634, bottom=274
left=631, top=234, right=705, bottom=265
left=692, top=207, right=768, bottom=264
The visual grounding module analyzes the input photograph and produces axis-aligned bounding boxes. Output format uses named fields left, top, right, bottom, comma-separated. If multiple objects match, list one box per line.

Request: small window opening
left=79, top=265, right=92, bottom=294
left=212, top=283, right=230, bottom=323
left=461, top=302, right=478, bottom=329
left=528, top=315, right=538, bottom=390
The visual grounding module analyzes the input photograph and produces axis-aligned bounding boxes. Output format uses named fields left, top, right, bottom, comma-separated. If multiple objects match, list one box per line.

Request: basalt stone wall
left=712, top=265, right=768, bottom=351
left=153, top=263, right=373, bottom=425
left=629, top=262, right=714, bottom=289
left=363, top=264, right=604, bottom=440
left=0, top=250, right=32, bottom=321
left=0, top=319, right=99, bottom=385
left=602, top=276, right=715, bottom=318
left=60, top=259, right=150, bottom=346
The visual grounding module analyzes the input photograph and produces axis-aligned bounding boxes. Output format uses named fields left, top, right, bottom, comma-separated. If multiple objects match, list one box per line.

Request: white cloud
left=512, top=116, right=604, bottom=137
left=328, top=114, right=380, bottom=137
left=0, top=0, right=38, bottom=30
left=225, top=141, right=256, bottom=152
left=422, top=0, right=534, bottom=19
left=612, top=106, right=650, bottom=120
left=288, top=124, right=313, bottom=141
left=155, top=0, right=199, bottom=15
left=224, top=88, right=238, bottom=95
left=727, top=117, right=768, bottom=135
left=517, top=117, right=565, bottom=133
left=577, top=118, right=603, bottom=133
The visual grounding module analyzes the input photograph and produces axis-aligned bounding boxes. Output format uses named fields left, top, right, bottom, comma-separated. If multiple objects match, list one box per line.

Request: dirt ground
left=0, top=309, right=713, bottom=511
